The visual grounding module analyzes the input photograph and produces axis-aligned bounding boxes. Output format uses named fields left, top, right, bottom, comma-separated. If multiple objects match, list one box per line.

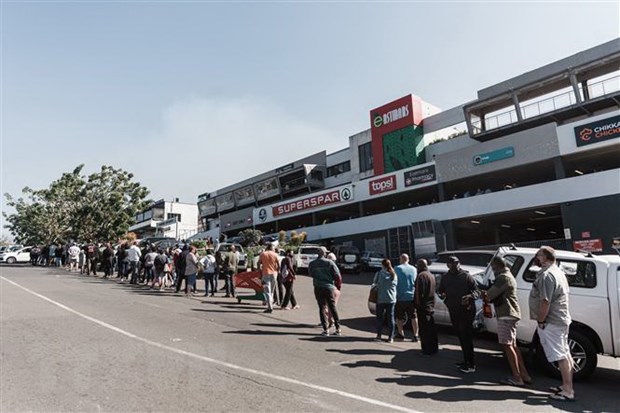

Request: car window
left=21, top=248, right=32, bottom=253
left=523, top=258, right=597, bottom=288
left=503, top=255, right=524, bottom=278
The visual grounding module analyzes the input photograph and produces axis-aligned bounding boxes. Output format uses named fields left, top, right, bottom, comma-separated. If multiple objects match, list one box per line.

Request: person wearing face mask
left=438, top=256, right=480, bottom=373
left=529, top=246, right=574, bottom=402
left=483, top=257, right=531, bottom=387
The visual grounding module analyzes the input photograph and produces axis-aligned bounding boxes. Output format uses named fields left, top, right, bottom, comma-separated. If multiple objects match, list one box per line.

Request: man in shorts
left=257, top=243, right=279, bottom=313
left=394, top=254, right=418, bottom=342
left=484, top=257, right=531, bottom=386
left=529, top=246, right=574, bottom=401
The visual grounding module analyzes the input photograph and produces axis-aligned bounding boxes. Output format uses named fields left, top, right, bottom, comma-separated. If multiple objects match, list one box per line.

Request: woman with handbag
left=280, top=249, right=299, bottom=310
left=372, top=258, right=398, bottom=343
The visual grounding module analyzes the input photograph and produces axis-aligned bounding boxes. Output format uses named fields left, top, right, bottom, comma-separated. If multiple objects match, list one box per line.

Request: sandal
left=549, top=386, right=563, bottom=393
left=550, top=392, right=575, bottom=402
left=500, top=378, right=525, bottom=387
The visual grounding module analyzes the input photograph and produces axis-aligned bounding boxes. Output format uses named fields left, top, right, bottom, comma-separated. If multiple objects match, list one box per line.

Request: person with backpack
left=143, top=246, right=158, bottom=286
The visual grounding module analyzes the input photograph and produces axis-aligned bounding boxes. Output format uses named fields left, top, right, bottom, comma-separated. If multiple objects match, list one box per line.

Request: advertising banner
left=404, top=164, right=436, bottom=187
left=370, top=95, right=424, bottom=175
left=574, top=115, right=620, bottom=147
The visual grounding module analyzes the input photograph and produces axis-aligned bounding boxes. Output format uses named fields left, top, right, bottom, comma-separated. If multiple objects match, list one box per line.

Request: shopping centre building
left=196, top=39, right=620, bottom=260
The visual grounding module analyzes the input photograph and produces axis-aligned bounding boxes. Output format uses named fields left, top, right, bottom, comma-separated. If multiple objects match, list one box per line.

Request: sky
left=2, top=1, right=619, bottom=237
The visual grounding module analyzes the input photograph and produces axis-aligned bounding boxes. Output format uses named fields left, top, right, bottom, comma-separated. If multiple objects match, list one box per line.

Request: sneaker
left=264, top=309, right=273, bottom=313
left=412, top=336, right=419, bottom=343
left=321, top=330, right=330, bottom=336
left=388, top=338, right=394, bottom=343
left=394, top=334, right=405, bottom=341
left=333, top=329, right=342, bottom=336
left=458, top=365, right=476, bottom=374
left=293, top=305, right=300, bottom=310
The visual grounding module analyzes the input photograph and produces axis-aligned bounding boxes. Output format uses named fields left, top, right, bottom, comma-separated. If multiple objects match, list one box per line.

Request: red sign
left=272, top=187, right=352, bottom=217
left=369, top=175, right=397, bottom=195
left=573, top=239, right=603, bottom=252
left=581, top=231, right=591, bottom=238
left=370, top=94, right=423, bottom=175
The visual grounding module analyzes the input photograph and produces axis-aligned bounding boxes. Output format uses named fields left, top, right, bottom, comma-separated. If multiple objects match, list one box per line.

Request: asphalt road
left=1, top=264, right=618, bottom=413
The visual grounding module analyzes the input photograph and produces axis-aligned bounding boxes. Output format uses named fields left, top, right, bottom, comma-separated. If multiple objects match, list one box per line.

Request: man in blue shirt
left=394, top=254, right=418, bottom=341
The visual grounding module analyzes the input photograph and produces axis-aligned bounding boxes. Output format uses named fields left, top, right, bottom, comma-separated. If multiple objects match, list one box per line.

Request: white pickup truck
left=482, top=246, right=620, bottom=380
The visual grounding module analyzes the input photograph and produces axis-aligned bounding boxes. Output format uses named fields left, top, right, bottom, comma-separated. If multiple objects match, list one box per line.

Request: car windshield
left=300, top=247, right=322, bottom=255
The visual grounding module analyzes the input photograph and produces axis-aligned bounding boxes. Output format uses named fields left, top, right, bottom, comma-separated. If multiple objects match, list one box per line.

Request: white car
left=295, top=244, right=328, bottom=273
left=0, top=246, right=33, bottom=264
left=215, top=243, right=248, bottom=271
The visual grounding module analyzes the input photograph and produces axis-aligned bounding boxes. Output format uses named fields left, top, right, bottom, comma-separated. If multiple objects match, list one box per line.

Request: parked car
left=294, top=244, right=328, bottom=273
left=215, top=242, right=248, bottom=271
left=332, top=245, right=362, bottom=273
left=0, top=246, right=33, bottom=264
left=361, top=251, right=385, bottom=271
left=481, top=246, right=620, bottom=380
left=432, top=250, right=494, bottom=268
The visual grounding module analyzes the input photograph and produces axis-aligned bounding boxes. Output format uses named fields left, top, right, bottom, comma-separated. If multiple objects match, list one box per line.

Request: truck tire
left=537, top=329, right=598, bottom=381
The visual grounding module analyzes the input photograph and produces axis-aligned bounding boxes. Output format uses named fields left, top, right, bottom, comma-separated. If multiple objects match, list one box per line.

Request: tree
left=238, top=229, right=263, bottom=247
left=4, top=164, right=150, bottom=244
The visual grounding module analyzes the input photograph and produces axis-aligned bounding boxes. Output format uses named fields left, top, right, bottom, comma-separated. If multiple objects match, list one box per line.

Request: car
left=294, top=244, right=328, bottom=273
left=332, top=245, right=362, bottom=273
left=215, top=242, right=248, bottom=271
left=0, top=246, right=33, bottom=264
left=481, top=246, right=620, bottom=380
left=360, top=251, right=385, bottom=271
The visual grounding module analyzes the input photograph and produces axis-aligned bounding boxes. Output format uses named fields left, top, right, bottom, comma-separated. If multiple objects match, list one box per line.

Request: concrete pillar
left=358, top=202, right=364, bottom=218
left=554, top=157, right=566, bottom=179
left=581, top=80, right=590, bottom=101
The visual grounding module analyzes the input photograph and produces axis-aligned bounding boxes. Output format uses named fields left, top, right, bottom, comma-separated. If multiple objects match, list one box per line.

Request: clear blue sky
left=2, top=1, right=619, bottom=232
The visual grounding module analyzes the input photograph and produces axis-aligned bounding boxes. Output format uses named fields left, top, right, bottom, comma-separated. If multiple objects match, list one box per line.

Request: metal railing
left=471, top=73, right=620, bottom=135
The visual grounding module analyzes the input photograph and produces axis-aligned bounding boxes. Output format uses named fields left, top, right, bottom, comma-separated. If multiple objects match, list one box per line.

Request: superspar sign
left=272, top=186, right=353, bottom=217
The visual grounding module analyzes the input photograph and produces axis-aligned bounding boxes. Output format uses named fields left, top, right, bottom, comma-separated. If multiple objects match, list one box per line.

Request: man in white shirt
left=127, top=241, right=142, bottom=284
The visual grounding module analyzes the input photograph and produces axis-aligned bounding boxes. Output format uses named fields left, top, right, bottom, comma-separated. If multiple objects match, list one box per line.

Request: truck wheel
left=538, top=329, right=598, bottom=381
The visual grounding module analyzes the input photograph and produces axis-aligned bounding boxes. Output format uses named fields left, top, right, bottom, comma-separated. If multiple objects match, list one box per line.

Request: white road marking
left=1, top=276, right=422, bottom=413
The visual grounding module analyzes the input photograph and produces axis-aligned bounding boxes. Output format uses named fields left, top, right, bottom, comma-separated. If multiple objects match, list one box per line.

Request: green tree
left=4, top=164, right=150, bottom=244
left=237, top=229, right=263, bottom=247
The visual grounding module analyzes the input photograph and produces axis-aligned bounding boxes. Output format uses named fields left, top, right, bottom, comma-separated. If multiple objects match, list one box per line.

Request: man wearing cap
left=438, top=255, right=480, bottom=373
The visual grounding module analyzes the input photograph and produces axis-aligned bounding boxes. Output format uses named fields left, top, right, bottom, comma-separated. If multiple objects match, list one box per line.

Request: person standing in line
left=201, top=250, right=217, bottom=297
left=174, top=245, right=189, bottom=293
left=325, top=251, right=341, bottom=329
left=55, top=243, right=64, bottom=268
left=184, top=246, right=199, bottom=296
left=143, top=246, right=158, bottom=286
left=529, top=246, right=574, bottom=401
left=438, top=256, right=480, bottom=373
left=127, top=241, right=142, bottom=284
left=280, top=249, right=299, bottom=310
left=309, top=249, right=342, bottom=337
left=414, top=259, right=438, bottom=355
left=153, top=248, right=168, bottom=290
left=102, top=243, right=115, bottom=278
left=394, top=254, right=418, bottom=342
left=372, top=258, right=398, bottom=343
left=68, top=243, right=81, bottom=272
left=48, top=243, right=56, bottom=266
left=483, top=256, right=531, bottom=387
left=257, top=243, right=280, bottom=313
left=224, top=245, right=239, bottom=298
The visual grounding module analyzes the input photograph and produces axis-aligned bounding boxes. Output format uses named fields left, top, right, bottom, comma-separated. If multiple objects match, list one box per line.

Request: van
left=332, top=245, right=362, bottom=273
left=295, top=244, right=328, bottom=273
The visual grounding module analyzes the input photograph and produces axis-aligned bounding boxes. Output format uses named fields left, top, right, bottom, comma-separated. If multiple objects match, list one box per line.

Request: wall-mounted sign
left=275, top=163, right=295, bottom=174
left=574, top=115, right=620, bottom=147
left=370, top=94, right=425, bottom=175
left=272, top=185, right=353, bottom=217
left=404, top=164, right=436, bottom=187
left=369, top=175, right=397, bottom=195
left=573, top=239, right=603, bottom=252
left=258, top=208, right=268, bottom=222
left=473, top=146, right=515, bottom=166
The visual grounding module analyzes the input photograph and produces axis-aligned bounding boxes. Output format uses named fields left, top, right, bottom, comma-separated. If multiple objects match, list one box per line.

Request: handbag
left=368, top=285, right=378, bottom=304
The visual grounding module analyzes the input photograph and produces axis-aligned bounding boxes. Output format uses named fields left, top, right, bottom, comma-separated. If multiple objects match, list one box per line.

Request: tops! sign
left=574, top=115, right=620, bottom=147
left=369, top=175, right=397, bottom=195
left=272, top=186, right=353, bottom=217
